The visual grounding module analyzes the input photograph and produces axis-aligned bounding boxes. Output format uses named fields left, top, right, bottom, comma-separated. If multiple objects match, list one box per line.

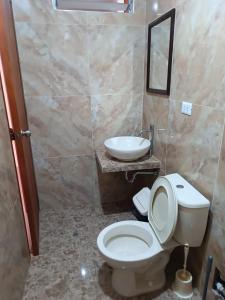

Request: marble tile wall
left=0, top=83, right=30, bottom=299
left=12, top=0, right=146, bottom=211
left=10, top=0, right=225, bottom=297
left=12, top=0, right=225, bottom=297
left=144, top=0, right=225, bottom=298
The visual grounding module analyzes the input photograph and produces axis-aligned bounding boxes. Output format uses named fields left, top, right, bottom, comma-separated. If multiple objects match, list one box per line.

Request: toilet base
left=111, top=251, right=170, bottom=297
left=112, top=268, right=166, bottom=297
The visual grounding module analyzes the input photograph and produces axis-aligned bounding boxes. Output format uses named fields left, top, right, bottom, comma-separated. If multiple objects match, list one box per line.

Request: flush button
left=176, top=184, right=184, bottom=189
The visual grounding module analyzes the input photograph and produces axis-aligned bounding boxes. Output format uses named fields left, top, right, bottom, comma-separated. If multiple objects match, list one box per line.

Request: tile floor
left=22, top=204, right=201, bottom=300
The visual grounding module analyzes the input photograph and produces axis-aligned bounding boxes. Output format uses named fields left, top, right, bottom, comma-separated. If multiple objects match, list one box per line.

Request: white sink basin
left=104, top=136, right=150, bottom=161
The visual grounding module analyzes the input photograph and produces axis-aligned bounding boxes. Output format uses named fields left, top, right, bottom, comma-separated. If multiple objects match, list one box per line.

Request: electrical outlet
left=181, top=101, right=192, bottom=116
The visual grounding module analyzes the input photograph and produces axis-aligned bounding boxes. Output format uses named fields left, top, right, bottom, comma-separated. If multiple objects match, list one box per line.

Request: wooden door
left=0, top=0, right=39, bottom=255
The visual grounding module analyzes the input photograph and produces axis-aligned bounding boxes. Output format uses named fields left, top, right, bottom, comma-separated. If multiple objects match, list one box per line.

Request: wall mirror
left=147, top=9, right=175, bottom=95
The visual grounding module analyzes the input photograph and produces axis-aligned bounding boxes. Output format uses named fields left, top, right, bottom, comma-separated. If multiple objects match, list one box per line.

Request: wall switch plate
left=181, top=101, right=192, bottom=116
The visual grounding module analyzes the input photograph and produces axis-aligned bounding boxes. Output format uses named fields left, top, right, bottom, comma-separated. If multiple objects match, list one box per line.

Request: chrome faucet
left=138, top=124, right=154, bottom=157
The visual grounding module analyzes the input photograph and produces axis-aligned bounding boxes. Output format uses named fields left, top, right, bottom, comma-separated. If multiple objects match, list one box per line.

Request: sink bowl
left=104, top=136, right=150, bottom=161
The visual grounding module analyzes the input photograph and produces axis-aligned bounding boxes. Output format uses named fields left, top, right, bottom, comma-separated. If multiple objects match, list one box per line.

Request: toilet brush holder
left=172, top=269, right=193, bottom=299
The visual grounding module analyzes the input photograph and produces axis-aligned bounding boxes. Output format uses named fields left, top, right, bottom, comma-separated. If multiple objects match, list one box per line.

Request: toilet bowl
left=97, top=173, right=210, bottom=297
left=97, top=220, right=177, bottom=297
left=97, top=220, right=164, bottom=269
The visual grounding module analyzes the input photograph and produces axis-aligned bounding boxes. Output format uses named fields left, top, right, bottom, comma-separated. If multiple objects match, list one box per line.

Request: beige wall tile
left=47, top=24, right=89, bottom=97
left=15, top=22, right=53, bottom=97
left=12, top=0, right=88, bottom=25
left=34, top=156, right=95, bottom=210
left=212, top=129, right=225, bottom=227
left=88, top=25, right=145, bottom=95
left=92, top=93, right=143, bottom=148
left=143, top=95, right=169, bottom=172
left=12, top=0, right=53, bottom=23
left=146, top=0, right=178, bottom=23
left=16, top=22, right=90, bottom=97
left=170, top=0, right=225, bottom=109
left=166, top=101, right=224, bottom=200
left=26, top=95, right=93, bottom=159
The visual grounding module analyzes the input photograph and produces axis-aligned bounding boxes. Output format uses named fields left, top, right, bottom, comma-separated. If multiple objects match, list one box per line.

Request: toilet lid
left=148, top=177, right=178, bottom=244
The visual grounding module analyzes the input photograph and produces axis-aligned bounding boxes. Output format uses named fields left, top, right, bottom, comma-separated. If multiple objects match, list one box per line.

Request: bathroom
left=0, top=0, right=225, bottom=299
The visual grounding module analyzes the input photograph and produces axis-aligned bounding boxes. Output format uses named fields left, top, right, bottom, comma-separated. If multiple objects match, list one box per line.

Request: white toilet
left=97, top=173, right=210, bottom=297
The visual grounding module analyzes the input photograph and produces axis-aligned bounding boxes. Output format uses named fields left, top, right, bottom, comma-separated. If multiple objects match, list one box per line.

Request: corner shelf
left=96, top=149, right=161, bottom=173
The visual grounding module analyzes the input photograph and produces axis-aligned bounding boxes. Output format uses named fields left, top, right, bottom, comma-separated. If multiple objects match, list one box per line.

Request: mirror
left=147, top=9, right=175, bottom=95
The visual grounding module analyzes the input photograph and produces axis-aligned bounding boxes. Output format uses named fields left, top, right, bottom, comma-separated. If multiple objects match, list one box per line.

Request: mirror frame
left=146, top=8, right=176, bottom=96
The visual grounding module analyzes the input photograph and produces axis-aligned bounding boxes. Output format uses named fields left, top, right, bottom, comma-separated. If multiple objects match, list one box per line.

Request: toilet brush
left=173, top=244, right=193, bottom=298
left=180, top=244, right=190, bottom=281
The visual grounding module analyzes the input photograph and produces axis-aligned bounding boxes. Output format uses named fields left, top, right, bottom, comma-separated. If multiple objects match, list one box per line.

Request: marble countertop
left=96, top=149, right=161, bottom=173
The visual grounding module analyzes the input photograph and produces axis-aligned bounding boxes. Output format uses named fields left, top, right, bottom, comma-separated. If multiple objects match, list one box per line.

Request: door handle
left=9, top=128, right=32, bottom=140
left=20, top=130, right=32, bottom=137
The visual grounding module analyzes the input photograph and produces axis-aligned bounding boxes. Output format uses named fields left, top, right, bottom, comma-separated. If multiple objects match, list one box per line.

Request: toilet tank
left=166, top=174, right=210, bottom=247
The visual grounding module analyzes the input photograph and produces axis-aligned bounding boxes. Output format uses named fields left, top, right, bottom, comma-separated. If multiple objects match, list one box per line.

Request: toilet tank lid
left=165, top=174, right=210, bottom=209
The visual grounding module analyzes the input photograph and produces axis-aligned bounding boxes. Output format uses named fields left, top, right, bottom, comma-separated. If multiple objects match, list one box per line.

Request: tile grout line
left=36, top=153, right=95, bottom=160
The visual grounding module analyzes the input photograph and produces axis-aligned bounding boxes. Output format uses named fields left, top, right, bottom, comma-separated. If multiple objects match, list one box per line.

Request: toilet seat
left=148, top=177, right=178, bottom=244
left=97, top=177, right=179, bottom=265
left=97, top=221, right=163, bottom=264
